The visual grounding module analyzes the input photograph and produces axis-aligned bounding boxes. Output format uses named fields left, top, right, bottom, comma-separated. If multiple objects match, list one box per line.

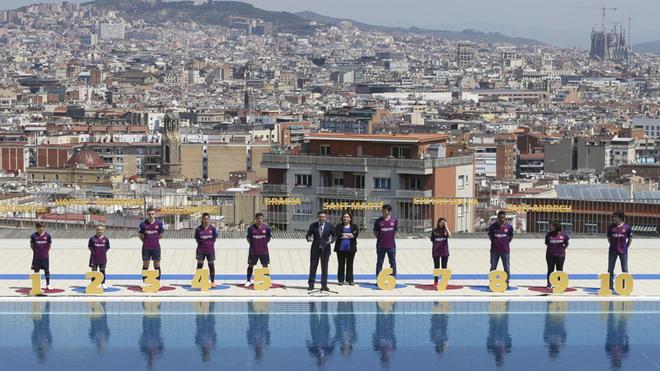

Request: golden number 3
left=433, top=269, right=452, bottom=292
left=29, top=273, right=43, bottom=296
left=85, top=271, right=104, bottom=295
left=489, top=270, right=508, bottom=293
left=254, top=268, right=272, bottom=290
left=549, top=271, right=569, bottom=294
left=377, top=268, right=396, bottom=290
left=192, top=269, right=212, bottom=291
left=142, top=270, right=161, bottom=293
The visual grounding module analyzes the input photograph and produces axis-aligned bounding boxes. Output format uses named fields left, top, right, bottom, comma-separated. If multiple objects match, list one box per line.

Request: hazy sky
left=2, top=0, right=658, bottom=47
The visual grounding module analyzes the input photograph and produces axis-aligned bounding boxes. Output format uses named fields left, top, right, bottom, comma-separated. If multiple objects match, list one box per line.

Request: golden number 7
left=85, top=271, right=104, bottom=295
left=142, top=270, right=161, bottom=293
left=191, top=269, right=212, bottom=291
left=433, top=269, right=452, bottom=291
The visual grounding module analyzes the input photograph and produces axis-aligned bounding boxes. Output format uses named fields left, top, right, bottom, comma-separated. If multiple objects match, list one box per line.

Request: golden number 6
left=489, top=270, right=508, bottom=293
left=549, top=271, right=569, bottom=294
left=254, top=268, right=272, bottom=290
left=85, top=271, right=104, bottom=295
left=142, top=270, right=161, bottom=293
left=29, top=273, right=43, bottom=296
left=191, top=269, right=212, bottom=291
left=433, top=269, right=452, bottom=292
left=377, top=268, right=396, bottom=290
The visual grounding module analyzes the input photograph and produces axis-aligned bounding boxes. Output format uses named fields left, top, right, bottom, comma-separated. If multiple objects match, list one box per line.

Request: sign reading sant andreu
left=506, top=204, right=573, bottom=213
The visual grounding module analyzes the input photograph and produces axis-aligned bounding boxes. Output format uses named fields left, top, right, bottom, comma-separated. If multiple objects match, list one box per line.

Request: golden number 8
left=489, top=270, right=508, bottom=293
left=377, top=268, right=396, bottom=290
left=85, top=271, right=104, bottom=295
left=142, top=270, right=161, bottom=293
left=254, top=268, right=272, bottom=290
left=549, top=271, right=569, bottom=294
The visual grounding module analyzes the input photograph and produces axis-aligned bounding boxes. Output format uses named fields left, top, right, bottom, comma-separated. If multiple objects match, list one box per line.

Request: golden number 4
left=29, top=273, right=43, bottom=296
left=85, top=271, right=104, bottom=295
left=377, top=268, right=396, bottom=290
left=142, top=270, right=161, bottom=293
left=433, top=269, right=452, bottom=292
left=549, top=271, right=569, bottom=294
left=254, top=268, right=272, bottom=290
left=191, top=269, right=212, bottom=291
left=489, top=270, right=508, bottom=293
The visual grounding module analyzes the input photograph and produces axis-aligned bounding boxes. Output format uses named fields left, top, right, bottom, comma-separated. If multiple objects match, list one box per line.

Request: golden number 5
left=489, top=270, right=508, bottom=293
left=85, top=271, right=104, bottom=295
left=433, top=269, right=452, bottom=292
left=254, top=268, right=272, bottom=290
left=192, top=269, right=212, bottom=291
left=549, top=271, right=569, bottom=294
left=29, top=273, right=43, bottom=296
left=377, top=268, right=396, bottom=290
left=142, top=270, right=161, bottom=293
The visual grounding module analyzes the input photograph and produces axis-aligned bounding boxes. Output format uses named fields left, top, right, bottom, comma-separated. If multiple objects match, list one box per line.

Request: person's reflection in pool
left=194, top=302, right=217, bottom=363
left=372, top=301, right=396, bottom=367
left=605, top=302, right=630, bottom=369
left=247, top=301, right=271, bottom=363
left=306, top=302, right=334, bottom=367
left=333, top=302, right=358, bottom=358
left=486, top=302, right=512, bottom=368
left=430, top=302, right=450, bottom=357
left=543, top=301, right=567, bottom=360
left=31, top=302, right=52, bottom=363
left=88, top=302, right=110, bottom=354
left=139, top=302, right=164, bottom=369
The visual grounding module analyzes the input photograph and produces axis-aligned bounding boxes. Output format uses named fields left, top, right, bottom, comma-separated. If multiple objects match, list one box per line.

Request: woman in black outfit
left=544, top=221, right=569, bottom=288
left=335, top=212, right=359, bottom=285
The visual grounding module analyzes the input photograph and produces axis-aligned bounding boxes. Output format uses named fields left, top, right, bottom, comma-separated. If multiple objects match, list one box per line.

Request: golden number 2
left=29, top=273, right=43, bottom=296
left=142, top=270, right=161, bottom=293
left=191, top=269, right=212, bottom=291
left=254, top=268, right=272, bottom=290
left=489, top=270, right=508, bottom=293
left=549, top=271, right=569, bottom=294
left=85, top=271, right=104, bottom=295
left=598, top=273, right=612, bottom=296
left=433, top=269, right=452, bottom=292
left=377, top=268, right=396, bottom=290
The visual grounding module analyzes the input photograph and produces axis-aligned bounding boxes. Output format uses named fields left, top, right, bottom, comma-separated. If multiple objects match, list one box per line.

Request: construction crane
left=569, top=5, right=618, bottom=31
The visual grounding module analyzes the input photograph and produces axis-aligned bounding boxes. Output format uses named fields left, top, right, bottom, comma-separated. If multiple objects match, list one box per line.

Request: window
left=295, top=174, right=312, bottom=187
left=373, top=177, right=391, bottom=190
left=333, top=177, right=344, bottom=187
left=409, top=177, right=421, bottom=190
left=458, top=175, right=465, bottom=189
left=320, top=145, right=330, bottom=156
left=537, top=221, right=549, bottom=233
left=585, top=223, right=598, bottom=234
left=391, top=146, right=412, bottom=158
left=354, top=174, right=365, bottom=189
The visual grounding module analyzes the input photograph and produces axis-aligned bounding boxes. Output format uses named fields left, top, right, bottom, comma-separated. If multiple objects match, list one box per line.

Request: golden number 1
left=142, top=270, right=161, bottom=293
left=85, top=271, right=104, bottom=295
left=549, top=271, right=569, bottom=294
left=29, top=273, right=43, bottom=296
left=598, top=273, right=612, bottom=296
left=191, top=269, right=212, bottom=291
left=254, top=268, right=272, bottom=290
left=433, top=269, right=452, bottom=291
left=377, top=268, right=396, bottom=290
left=489, top=270, right=508, bottom=293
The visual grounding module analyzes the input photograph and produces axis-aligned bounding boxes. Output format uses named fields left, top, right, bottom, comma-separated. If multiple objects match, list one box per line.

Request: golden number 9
left=549, top=271, right=569, bottom=294
left=377, top=268, right=396, bottom=290
left=489, top=270, right=508, bottom=293
left=85, top=271, right=104, bottom=295
left=614, top=273, right=634, bottom=296
left=142, top=270, right=161, bottom=293
left=254, top=268, right=271, bottom=290
left=433, top=269, right=452, bottom=292
left=29, top=273, right=43, bottom=296
left=191, top=269, right=212, bottom=291
left=598, top=273, right=612, bottom=296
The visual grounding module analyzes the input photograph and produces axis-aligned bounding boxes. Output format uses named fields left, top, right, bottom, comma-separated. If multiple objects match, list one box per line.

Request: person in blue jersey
left=488, top=211, right=514, bottom=287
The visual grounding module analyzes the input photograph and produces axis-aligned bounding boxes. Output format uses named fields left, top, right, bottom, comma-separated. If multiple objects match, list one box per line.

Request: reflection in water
left=139, top=302, right=164, bottom=369
left=430, top=302, right=450, bottom=357
left=333, top=302, right=358, bottom=357
left=194, top=302, right=217, bottom=362
left=247, top=302, right=271, bottom=363
left=605, top=302, right=630, bottom=369
left=543, top=301, right=567, bottom=360
left=306, top=302, right=334, bottom=367
left=372, top=302, right=396, bottom=368
left=31, top=302, right=52, bottom=363
left=88, top=302, right=110, bottom=354
left=486, top=302, right=512, bottom=368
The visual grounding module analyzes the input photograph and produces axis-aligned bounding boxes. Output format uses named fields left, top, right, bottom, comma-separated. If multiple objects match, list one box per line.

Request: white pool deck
left=1, top=237, right=659, bottom=300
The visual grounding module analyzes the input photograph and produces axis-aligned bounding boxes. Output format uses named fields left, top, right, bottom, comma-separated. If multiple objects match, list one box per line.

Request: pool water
left=0, top=300, right=657, bottom=371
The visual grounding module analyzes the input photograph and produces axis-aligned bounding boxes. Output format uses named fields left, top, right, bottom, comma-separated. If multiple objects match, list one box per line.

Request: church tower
left=161, top=111, right=183, bottom=180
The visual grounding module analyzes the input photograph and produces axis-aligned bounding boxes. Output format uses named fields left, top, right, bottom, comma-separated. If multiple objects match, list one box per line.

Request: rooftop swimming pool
left=0, top=300, right=656, bottom=371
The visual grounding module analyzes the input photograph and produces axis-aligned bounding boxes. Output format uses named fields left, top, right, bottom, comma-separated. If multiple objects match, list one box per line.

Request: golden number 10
left=29, top=273, right=43, bottom=296
left=85, top=271, right=104, bottom=295
left=549, top=271, right=569, bottom=294
left=433, top=269, right=452, bottom=291
left=598, top=273, right=634, bottom=296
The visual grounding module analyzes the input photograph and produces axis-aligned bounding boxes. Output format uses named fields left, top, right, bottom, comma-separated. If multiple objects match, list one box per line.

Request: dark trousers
left=546, top=255, right=566, bottom=286
left=433, top=256, right=449, bottom=283
left=376, top=248, right=396, bottom=277
left=309, top=248, right=331, bottom=287
left=489, top=251, right=510, bottom=284
left=337, top=250, right=356, bottom=283
left=607, top=252, right=629, bottom=289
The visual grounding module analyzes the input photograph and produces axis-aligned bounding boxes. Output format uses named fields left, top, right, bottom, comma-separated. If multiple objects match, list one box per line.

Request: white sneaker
left=46, top=285, right=53, bottom=290
left=243, top=281, right=252, bottom=287
left=102, top=284, right=108, bottom=290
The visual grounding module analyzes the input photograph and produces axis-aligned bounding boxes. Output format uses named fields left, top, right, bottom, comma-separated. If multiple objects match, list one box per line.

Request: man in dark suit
left=306, top=211, right=337, bottom=291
